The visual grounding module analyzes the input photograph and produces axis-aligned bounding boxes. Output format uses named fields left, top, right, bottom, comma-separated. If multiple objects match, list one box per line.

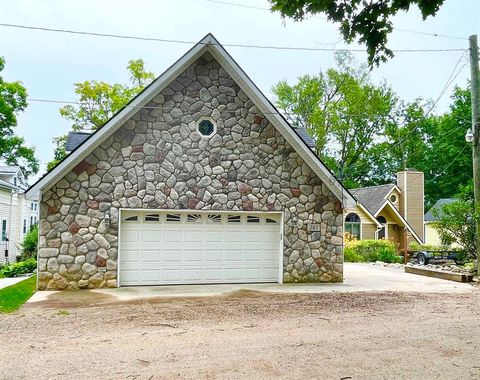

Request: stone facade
left=37, top=52, right=344, bottom=290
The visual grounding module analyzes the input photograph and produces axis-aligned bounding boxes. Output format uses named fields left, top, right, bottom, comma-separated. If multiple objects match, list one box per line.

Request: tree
left=269, top=0, right=445, bottom=66
left=272, top=51, right=395, bottom=188
left=363, top=99, right=433, bottom=186
left=59, top=59, right=155, bottom=131
left=20, top=224, right=38, bottom=261
left=433, top=186, right=477, bottom=259
left=421, top=87, right=472, bottom=207
left=48, top=59, right=155, bottom=169
left=371, top=87, right=472, bottom=207
left=46, top=135, right=67, bottom=172
left=0, top=57, right=39, bottom=180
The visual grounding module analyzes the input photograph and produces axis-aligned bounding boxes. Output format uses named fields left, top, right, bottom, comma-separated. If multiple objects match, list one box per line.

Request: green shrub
left=20, top=225, right=38, bottom=260
left=377, top=249, right=403, bottom=263
left=344, top=240, right=402, bottom=263
left=344, top=246, right=365, bottom=262
left=0, top=258, right=37, bottom=278
left=409, top=242, right=448, bottom=251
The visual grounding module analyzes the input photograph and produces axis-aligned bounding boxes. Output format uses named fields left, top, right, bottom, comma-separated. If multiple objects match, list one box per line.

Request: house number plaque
left=307, top=224, right=321, bottom=232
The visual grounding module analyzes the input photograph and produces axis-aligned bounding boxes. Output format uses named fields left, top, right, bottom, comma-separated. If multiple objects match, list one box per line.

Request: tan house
left=424, top=198, right=460, bottom=247
left=344, top=170, right=424, bottom=250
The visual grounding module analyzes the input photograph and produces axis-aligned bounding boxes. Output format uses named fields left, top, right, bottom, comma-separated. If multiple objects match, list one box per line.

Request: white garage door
left=119, top=211, right=282, bottom=286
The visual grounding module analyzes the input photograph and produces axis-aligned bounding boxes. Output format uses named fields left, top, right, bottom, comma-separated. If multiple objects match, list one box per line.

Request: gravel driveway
left=2, top=288, right=480, bottom=379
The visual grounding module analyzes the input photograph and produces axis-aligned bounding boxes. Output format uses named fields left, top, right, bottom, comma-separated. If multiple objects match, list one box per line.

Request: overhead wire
left=198, top=0, right=468, bottom=41
left=0, top=23, right=466, bottom=53
left=385, top=52, right=468, bottom=153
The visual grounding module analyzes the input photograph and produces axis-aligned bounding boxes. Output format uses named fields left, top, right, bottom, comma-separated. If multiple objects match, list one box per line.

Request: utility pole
left=469, top=35, right=480, bottom=276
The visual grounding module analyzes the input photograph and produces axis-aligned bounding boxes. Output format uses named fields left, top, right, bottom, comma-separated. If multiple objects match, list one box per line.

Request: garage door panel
left=204, top=231, right=223, bottom=242
left=122, top=250, right=140, bottom=262
left=223, top=231, right=244, bottom=242
left=184, top=231, right=203, bottom=242
left=163, top=249, right=182, bottom=262
left=183, top=250, right=203, bottom=261
left=120, top=211, right=281, bottom=286
left=204, top=250, right=222, bottom=261
left=163, top=270, right=182, bottom=281
left=123, top=230, right=140, bottom=242
left=142, top=250, right=161, bottom=262
left=142, top=230, right=161, bottom=242
left=163, top=230, right=183, bottom=242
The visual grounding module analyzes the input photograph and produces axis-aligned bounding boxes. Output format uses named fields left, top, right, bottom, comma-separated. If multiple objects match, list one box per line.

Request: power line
left=0, top=23, right=466, bottom=53
left=199, top=0, right=468, bottom=41
left=393, top=28, right=467, bottom=41
left=386, top=52, right=468, bottom=152
left=25, top=97, right=470, bottom=125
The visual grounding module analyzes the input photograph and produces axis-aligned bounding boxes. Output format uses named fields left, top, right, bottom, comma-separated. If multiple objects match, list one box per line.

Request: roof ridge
left=350, top=183, right=394, bottom=191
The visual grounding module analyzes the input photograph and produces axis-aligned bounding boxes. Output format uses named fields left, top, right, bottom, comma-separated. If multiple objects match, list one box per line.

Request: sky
left=0, top=0, right=479, bottom=180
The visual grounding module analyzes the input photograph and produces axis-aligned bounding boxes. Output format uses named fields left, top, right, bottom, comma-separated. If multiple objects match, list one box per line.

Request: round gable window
left=390, top=194, right=397, bottom=203
left=197, top=118, right=216, bottom=138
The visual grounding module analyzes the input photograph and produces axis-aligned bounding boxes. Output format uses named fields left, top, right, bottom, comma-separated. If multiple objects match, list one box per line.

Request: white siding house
left=0, top=166, right=38, bottom=264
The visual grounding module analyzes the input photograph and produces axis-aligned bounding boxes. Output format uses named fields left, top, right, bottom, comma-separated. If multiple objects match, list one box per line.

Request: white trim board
left=374, top=200, right=423, bottom=244
left=25, top=34, right=355, bottom=207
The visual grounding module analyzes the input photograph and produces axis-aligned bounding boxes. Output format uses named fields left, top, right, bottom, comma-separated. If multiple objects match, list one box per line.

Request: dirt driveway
left=1, top=288, right=480, bottom=379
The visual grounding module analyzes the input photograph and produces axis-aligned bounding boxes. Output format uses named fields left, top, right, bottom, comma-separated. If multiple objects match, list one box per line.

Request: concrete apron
left=27, top=264, right=475, bottom=306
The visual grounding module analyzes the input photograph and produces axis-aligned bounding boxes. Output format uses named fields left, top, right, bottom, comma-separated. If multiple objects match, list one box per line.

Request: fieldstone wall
left=37, top=52, right=343, bottom=290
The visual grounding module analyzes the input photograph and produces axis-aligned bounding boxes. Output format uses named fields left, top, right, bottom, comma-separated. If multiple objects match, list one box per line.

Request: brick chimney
left=396, top=169, right=424, bottom=242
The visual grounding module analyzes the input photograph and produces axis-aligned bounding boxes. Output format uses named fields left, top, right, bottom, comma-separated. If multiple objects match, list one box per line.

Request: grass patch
left=56, top=309, right=70, bottom=316
left=0, top=275, right=36, bottom=313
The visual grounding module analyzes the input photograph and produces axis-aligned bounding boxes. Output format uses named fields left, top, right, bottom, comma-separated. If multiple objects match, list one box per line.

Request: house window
left=1, top=220, right=7, bottom=241
left=23, top=219, right=27, bottom=234
left=31, top=203, right=34, bottom=210
left=377, top=216, right=387, bottom=240
left=196, top=118, right=216, bottom=138
left=30, top=216, right=33, bottom=228
left=389, top=194, right=397, bottom=203
left=345, top=213, right=361, bottom=240
left=13, top=177, right=17, bottom=186
left=34, top=203, right=38, bottom=211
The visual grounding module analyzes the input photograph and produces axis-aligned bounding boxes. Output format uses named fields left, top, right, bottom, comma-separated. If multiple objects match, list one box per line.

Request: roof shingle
left=349, top=184, right=395, bottom=215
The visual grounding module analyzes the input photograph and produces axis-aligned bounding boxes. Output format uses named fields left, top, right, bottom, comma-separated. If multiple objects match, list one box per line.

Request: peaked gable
left=26, top=34, right=354, bottom=206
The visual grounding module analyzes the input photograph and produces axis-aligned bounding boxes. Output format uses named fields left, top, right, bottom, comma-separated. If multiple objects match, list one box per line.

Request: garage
left=119, top=210, right=282, bottom=286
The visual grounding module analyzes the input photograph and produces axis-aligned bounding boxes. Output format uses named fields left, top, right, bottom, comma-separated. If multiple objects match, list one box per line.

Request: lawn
left=0, top=275, right=36, bottom=313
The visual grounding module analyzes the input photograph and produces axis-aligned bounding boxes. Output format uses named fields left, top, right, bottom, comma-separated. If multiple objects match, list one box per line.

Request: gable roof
left=425, top=198, right=458, bottom=222
left=350, top=184, right=396, bottom=215
left=292, top=126, right=316, bottom=149
left=25, top=34, right=355, bottom=206
left=65, top=132, right=91, bottom=152
left=375, top=200, right=423, bottom=244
